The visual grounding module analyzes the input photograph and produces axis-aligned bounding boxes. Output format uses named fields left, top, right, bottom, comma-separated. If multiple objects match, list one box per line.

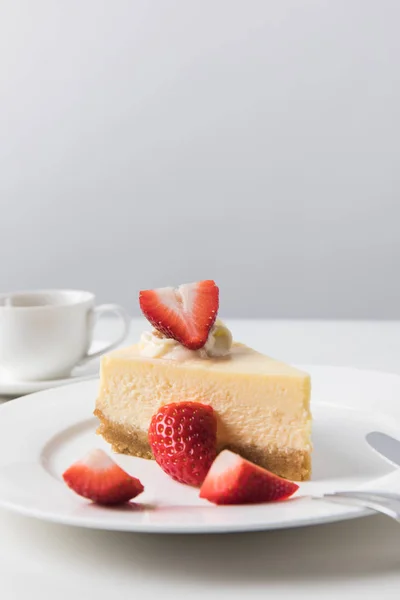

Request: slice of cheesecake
left=95, top=341, right=312, bottom=481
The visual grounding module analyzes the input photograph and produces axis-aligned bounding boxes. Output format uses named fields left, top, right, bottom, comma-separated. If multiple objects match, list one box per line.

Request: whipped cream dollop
left=139, top=319, right=232, bottom=360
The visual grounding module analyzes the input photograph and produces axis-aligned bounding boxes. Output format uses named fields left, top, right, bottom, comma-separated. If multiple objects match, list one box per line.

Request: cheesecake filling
left=139, top=319, right=232, bottom=360
left=97, top=346, right=311, bottom=453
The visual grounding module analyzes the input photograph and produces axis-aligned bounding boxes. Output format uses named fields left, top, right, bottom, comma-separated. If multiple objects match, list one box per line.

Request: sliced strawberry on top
left=199, top=450, right=299, bottom=505
left=139, top=280, right=219, bottom=350
left=62, top=449, right=144, bottom=506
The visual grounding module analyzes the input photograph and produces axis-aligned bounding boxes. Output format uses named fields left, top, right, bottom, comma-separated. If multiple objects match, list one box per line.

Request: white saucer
left=0, top=365, right=399, bottom=533
left=0, top=340, right=105, bottom=397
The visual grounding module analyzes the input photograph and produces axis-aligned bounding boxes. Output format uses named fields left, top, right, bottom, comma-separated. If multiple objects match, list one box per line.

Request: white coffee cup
left=0, top=289, right=131, bottom=381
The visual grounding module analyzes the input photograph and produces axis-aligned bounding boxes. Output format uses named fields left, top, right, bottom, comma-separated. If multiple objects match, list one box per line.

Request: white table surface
left=1, top=318, right=400, bottom=599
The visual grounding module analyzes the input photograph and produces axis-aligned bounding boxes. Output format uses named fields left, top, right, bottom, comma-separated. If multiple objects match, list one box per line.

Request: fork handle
left=319, top=494, right=400, bottom=523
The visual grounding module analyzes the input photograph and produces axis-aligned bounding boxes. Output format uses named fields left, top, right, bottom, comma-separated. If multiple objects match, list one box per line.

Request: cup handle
left=79, top=304, right=131, bottom=365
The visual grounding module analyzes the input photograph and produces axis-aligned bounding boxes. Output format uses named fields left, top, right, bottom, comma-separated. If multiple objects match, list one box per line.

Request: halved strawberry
left=139, top=280, right=219, bottom=350
left=199, top=450, right=299, bottom=505
left=62, top=449, right=144, bottom=505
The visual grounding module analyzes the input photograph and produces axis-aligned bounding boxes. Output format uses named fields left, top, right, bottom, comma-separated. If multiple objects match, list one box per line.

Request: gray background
left=0, top=0, right=399, bottom=319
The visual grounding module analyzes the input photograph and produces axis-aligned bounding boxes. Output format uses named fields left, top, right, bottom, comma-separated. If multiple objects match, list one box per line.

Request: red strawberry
left=199, top=450, right=299, bottom=505
left=139, top=280, right=219, bottom=350
left=62, top=449, right=144, bottom=505
left=148, top=402, right=217, bottom=486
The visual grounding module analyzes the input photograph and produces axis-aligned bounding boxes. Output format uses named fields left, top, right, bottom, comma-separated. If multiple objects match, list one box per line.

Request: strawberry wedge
left=63, top=449, right=144, bottom=505
left=139, top=280, right=219, bottom=350
left=199, top=450, right=299, bottom=505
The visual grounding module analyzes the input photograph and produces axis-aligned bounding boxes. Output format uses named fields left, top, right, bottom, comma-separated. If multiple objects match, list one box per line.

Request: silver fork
left=311, top=490, right=400, bottom=522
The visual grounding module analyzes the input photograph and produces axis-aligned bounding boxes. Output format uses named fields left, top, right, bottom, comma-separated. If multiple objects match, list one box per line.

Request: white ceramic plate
left=0, top=365, right=399, bottom=534
left=0, top=341, right=106, bottom=396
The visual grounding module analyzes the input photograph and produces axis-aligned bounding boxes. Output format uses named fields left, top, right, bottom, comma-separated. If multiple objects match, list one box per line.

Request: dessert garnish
left=199, top=450, right=299, bottom=505
left=139, top=280, right=219, bottom=350
left=62, top=449, right=144, bottom=505
left=148, top=402, right=217, bottom=486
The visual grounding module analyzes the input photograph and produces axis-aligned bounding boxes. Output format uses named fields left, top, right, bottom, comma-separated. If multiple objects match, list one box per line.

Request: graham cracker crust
left=94, top=408, right=153, bottom=459
left=94, top=408, right=311, bottom=481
